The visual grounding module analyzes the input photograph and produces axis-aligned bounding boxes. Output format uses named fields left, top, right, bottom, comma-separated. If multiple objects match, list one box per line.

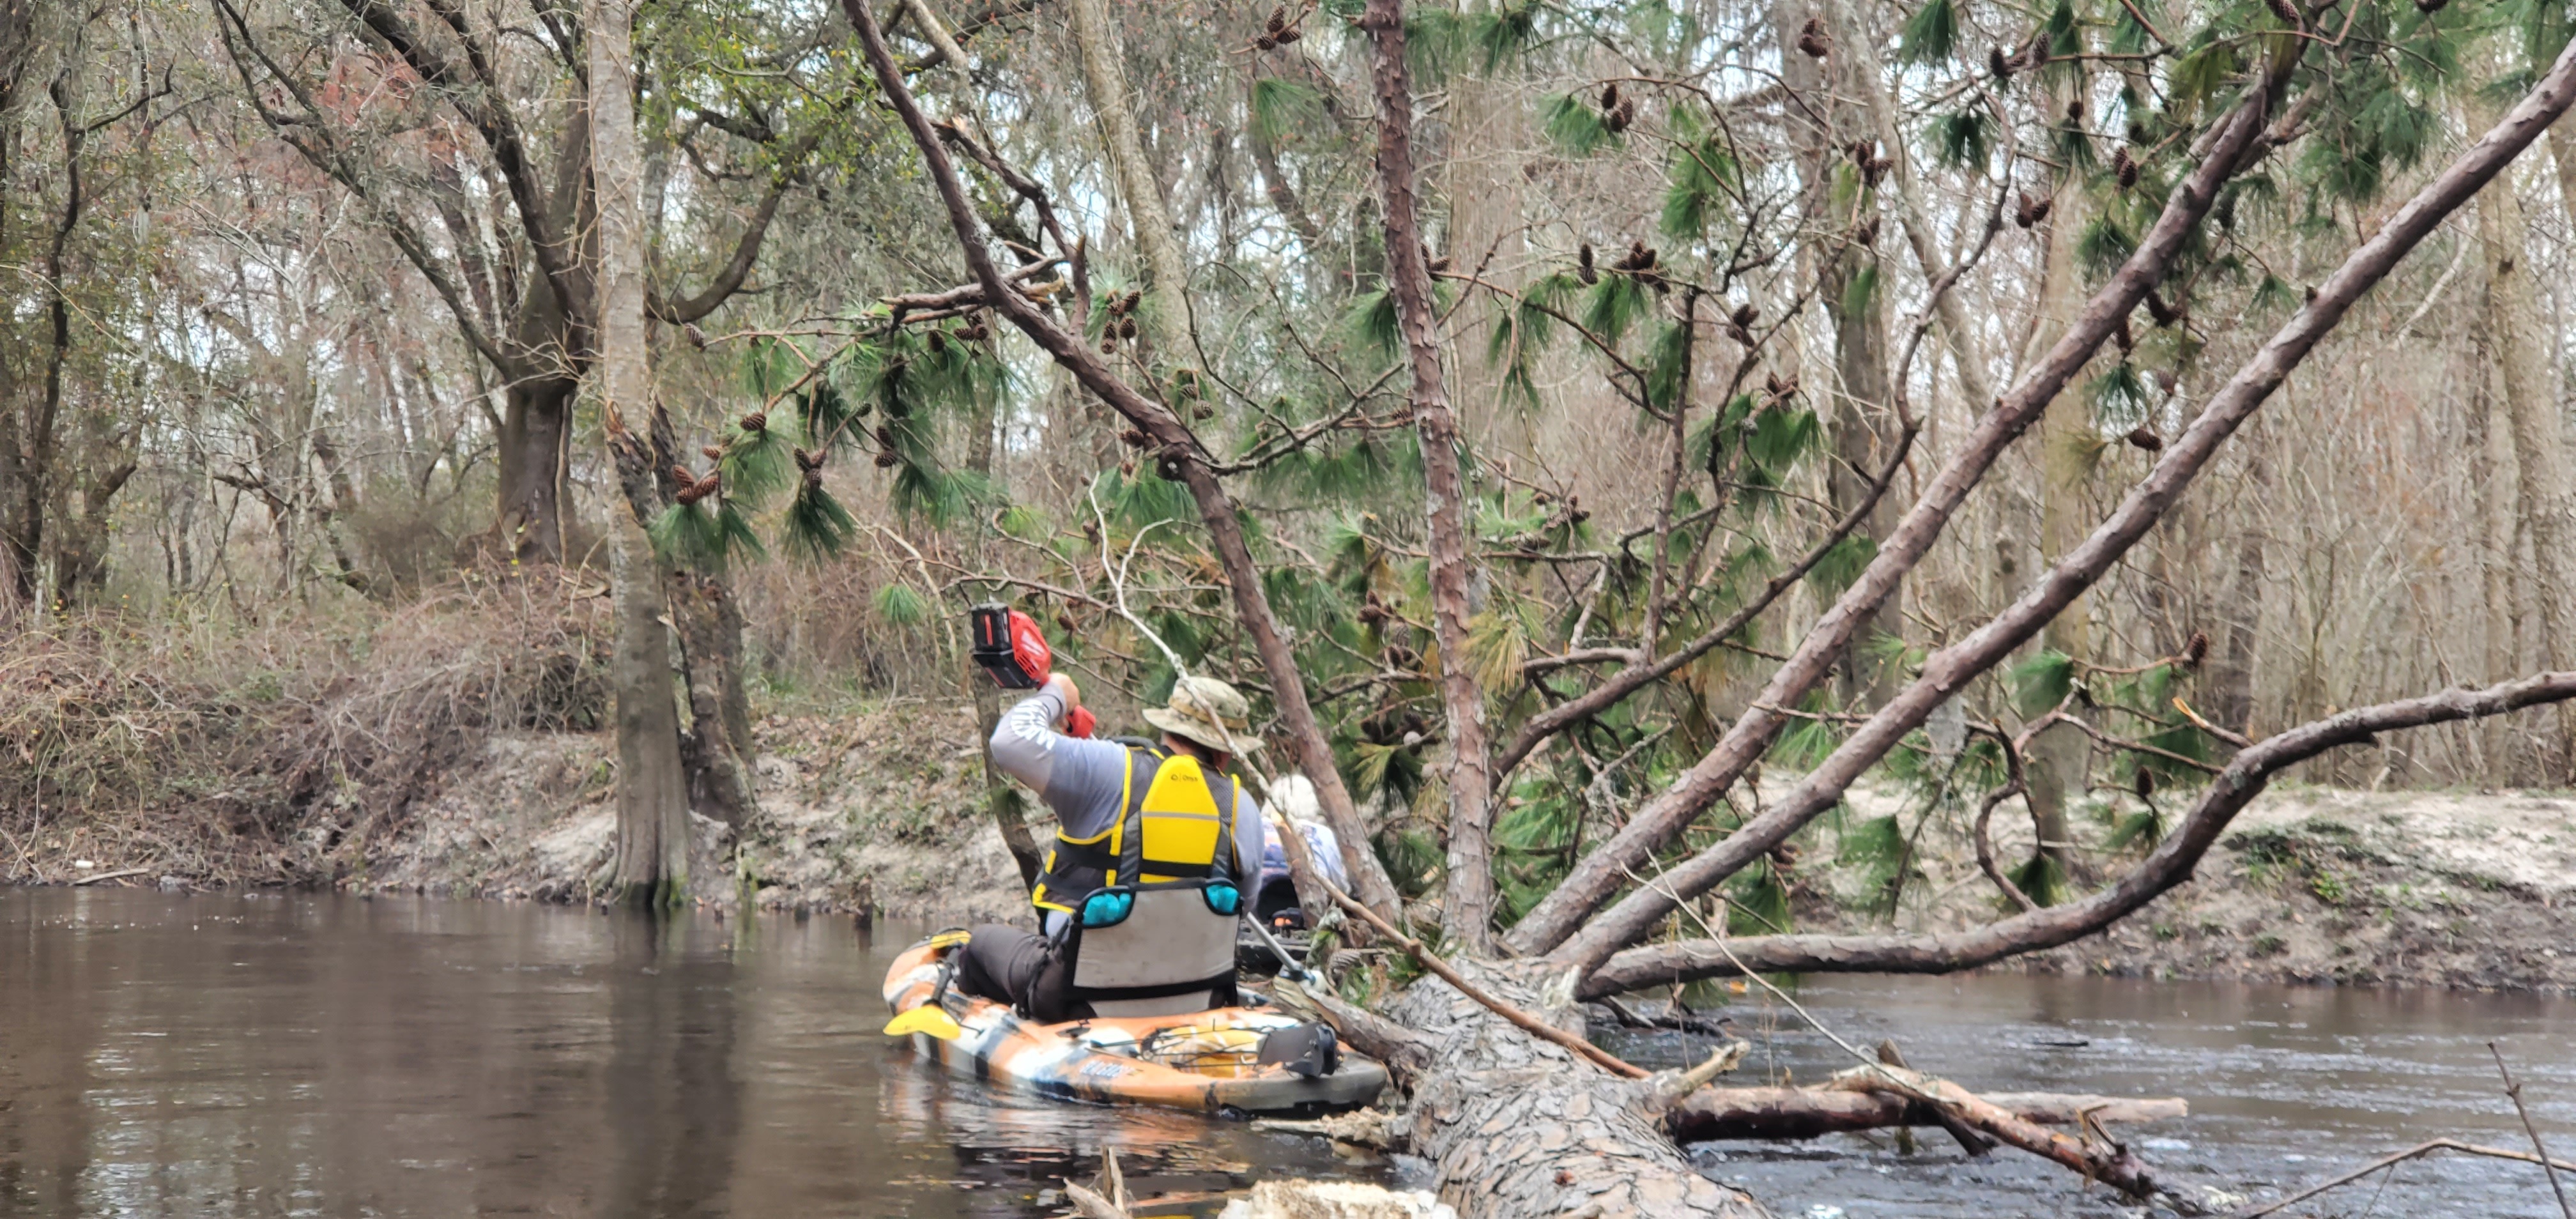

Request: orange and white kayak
left=881, top=939, right=1389, bottom=1116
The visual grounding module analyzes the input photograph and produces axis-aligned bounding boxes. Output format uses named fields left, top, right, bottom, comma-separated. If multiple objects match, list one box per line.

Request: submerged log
left=1666, top=1086, right=2186, bottom=1142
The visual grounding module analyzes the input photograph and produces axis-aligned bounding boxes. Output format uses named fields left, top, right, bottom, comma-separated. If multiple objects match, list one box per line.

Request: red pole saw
left=969, top=602, right=1094, bottom=738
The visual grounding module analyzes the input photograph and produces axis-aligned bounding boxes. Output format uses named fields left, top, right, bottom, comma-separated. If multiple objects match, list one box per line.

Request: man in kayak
left=953, top=671, right=1269, bottom=1022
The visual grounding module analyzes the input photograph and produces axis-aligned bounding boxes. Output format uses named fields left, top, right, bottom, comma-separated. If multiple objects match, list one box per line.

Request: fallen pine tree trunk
left=1664, top=1087, right=2186, bottom=1142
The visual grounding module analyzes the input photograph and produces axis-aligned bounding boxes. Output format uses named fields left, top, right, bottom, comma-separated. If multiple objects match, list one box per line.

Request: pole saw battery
left=969, top=603, right=1052, bottom=689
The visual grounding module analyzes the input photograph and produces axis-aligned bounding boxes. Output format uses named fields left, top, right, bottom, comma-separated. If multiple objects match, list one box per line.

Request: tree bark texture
left=1381, top=962, right=1763, bottom=1218
left=1583, top=669, right=2576, bottom=992
left=2020, top=67, right=2098, bottom=883
left=1548, top=45, right=2576, bottom=974
left=1664, top=1086, right=2183, bottom=1142
left=591, top=0, right=692, bottom=906
left=2471, top=115, right=2575, bottom=773
left=843, top=0, right=1407, bottom=923
left=1360, top=0, right=1499, bottom=951
left=1064, top=0, right=1190, bottom=351
left=1503, top=79, right=2290, bottom=960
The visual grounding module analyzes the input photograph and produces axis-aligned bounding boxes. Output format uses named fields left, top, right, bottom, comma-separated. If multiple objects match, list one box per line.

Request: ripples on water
left=4, top=887, right=2570, bottom=1217
left=0, top=888, right=1375, bottom=1217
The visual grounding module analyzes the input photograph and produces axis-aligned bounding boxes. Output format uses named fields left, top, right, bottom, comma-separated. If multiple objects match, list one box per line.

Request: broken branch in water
left=1316, top=879, right=1651, bottom=1080
left=2490, top=1042, right=2575, bottom=1219
left=2234, top=1138, right=2576, bottom=1218
left=1692, top=927, right=2160, bottom=1197
left=1666, top=1086, right=2185, bottom=1142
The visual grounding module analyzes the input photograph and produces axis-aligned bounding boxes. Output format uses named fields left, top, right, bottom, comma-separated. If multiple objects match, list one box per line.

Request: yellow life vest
left=1031, top=743, right=1241, bottom=916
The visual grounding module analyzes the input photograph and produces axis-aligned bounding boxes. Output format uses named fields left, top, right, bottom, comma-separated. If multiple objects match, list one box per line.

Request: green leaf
left=783, top=479, right=857, bottom=562
left=873, top=582, right=927, bottom=626
left=2077, top=213, right=2135, bottom=276
left=1928, top=110, right=1992, bottom=169
left=648, top=501, right=726, bottom=568
left=1660, top=127, right=1738, bottom=238
left=2011, top=650, right=2075, bottom=717
left=1542, top=93, right=1616, bottom=155
left=1347, top=288, right=1400, bottom=359
left=1807, top=533, right=1877, bottom=596
left=1250, top=77, right=1326, bottom=145
left=719, top=417, right=793, bottom=509
left=1581, top=273, right=1651, bottom=345
left=1644, top=318, right=1691, bottom=411
left=1898, top=0, right=1958, bottom=64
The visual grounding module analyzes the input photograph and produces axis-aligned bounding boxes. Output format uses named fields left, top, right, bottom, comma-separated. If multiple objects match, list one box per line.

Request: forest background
left=4, top=0, right=2575, bottom=964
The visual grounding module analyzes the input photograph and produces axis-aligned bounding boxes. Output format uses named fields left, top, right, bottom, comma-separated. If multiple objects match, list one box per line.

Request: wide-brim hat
left=1142, top=675, right=1264, bottom=756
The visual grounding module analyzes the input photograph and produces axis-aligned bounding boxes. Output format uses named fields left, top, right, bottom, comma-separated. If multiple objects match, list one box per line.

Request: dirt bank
left=1782, top=779, right=2576, bottom=995
left=12, top=688, right=2570, bottom=994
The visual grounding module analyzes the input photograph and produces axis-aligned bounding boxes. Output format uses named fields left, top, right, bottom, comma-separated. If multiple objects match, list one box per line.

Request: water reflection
left=0, top=889, right=1377, bottom=1218
left=13, top=887, right=2568, bottom=1218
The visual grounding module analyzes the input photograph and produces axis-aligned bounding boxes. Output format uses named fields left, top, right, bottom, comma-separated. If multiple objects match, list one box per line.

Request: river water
left=3, top=887, right=2570, bottom=1218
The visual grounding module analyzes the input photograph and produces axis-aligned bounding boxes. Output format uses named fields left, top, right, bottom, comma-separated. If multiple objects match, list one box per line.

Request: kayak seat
left=1063, top=880, right=1240, bottom=1018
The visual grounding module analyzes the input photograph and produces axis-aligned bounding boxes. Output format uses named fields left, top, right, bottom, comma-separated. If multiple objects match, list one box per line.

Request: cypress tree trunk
left=592, top=0, right=693, bottom=906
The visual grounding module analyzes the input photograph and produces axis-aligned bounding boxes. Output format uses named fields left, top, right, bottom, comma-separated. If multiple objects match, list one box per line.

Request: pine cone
left=1275, top=26, right=1300, bottom=43
left=2113, top=146, right=2139, bottom=190
left=2183, top=629, right=2209, bottom=668
left=2114, top=317, right=2135, bottom=353
left=676, top=481, right=711, bottom=506
left=1119, top=316, right=1138, bottom=340
left=1254, top=33, right=1276, bottom=50
left=1855, top=218, right=1879, bottom=247
left=691, top=473, right=721, bottom=500
left=1732, top=302, right=1758, bottom=326
left=2135, top=769, right=2156, bottom=798
left=2027, top=33, right=2050, bottom=66
left=1121, top=427, right=1149, bottom=447
left=793, top=447, right=818, bottom=471
left=684, top=322, right=710, bottom=349
left=1602, top=81, right=1621, bottom=112
left=2144, top=290, right=2177, bottom=326
left=1101, top=338, right=1117, bottom=354
left=702, top=445, right=724, bottom=461
left=1796, top=15, right=1830, bottom=57
left=1266, top=5, right=1286, bottom=33
left=1120, top=289, right=1142, bottom=314
left=670, top=464, right=698, bottom=487
left=2264, top=0, right=2301, bottom=26
left=1577, top=241, right=1598, bottom=284
left=740, top=411, right=766, bottom=433
left=2125, top=425, right=2163, bottom=451
left=2066, top=98, right=2085, bottom=123
left=2414, top=0, right=2447, bottom=11
left=1989, top=45, right=2013, bottom=79
left=1728, top=321, right=1755, bottom=347
left=873, top=451, right=900, bottom=468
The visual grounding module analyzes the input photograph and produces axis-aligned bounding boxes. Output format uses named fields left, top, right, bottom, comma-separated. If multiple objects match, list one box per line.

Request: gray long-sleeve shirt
left=989, top=688, right=1266, bottom=915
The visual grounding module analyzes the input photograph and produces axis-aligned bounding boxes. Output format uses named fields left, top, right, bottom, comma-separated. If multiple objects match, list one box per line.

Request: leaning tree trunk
left=592, top=0, right=691, bottom=907
left=1377, top=963, right=1763, bottom=1218
left=843, top=0, right=1410, bottom=923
